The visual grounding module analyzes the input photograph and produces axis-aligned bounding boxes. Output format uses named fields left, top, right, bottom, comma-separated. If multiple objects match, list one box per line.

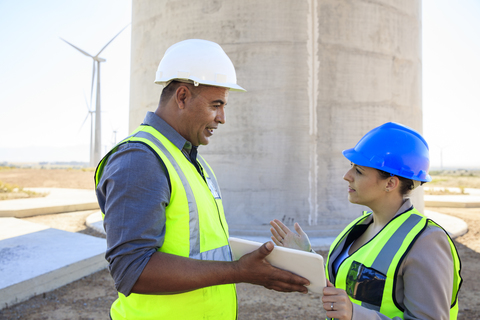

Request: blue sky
left=0, top=0, right=479, bottom=169
left=422, top=0, right=480, bottom=169
left=0, top=0, right=132, bottom=163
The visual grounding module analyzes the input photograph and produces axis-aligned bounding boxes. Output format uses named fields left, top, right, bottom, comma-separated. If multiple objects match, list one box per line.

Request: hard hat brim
left=342, top=148, right=432, bottom=182
left=155, top=79, right=246, bottom=92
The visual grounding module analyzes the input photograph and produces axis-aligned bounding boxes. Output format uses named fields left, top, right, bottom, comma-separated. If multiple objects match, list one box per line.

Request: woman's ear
left=385, top=176, right=400, bottom=192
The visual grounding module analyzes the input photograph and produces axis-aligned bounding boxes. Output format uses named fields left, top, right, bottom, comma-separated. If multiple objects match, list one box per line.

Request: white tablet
left=228, top=237, right=326, bottom=294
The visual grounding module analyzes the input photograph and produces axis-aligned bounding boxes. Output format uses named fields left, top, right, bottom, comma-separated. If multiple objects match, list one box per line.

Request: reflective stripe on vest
left=325, top=208, right=461, bottom=320
left=135, top=130, right=202, bottom=257
left=95, top=125, right=236, bottom=320
left=133, top=130, right=232, bottom=260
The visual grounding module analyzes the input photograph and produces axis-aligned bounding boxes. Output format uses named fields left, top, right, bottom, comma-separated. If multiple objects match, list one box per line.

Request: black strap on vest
left=189, top=146, right=205, bottom=180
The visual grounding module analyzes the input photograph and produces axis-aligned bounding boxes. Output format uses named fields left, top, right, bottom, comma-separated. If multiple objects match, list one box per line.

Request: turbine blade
left=96, top=23, right=130, bottom=56
left=83, top=91, right=91, bottom=112
left=78, top=112, right=90, bottom=133
left=60, top=38, right=93, bottom=57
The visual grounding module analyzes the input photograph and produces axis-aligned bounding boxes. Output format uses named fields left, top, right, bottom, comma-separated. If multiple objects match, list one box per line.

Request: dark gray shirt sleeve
left=96, top=142, right=170, bottom=296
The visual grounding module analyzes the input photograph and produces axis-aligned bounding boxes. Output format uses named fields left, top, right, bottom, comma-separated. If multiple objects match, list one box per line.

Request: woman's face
left=343, top=163, right=387, bottom=207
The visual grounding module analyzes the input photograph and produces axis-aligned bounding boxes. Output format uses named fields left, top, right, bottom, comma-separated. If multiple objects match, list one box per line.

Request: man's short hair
left=159, top=80, right=204, bottom=106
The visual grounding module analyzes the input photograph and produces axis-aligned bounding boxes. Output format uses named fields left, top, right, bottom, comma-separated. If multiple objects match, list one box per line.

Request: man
left=95, top=39, right=309, bottom=320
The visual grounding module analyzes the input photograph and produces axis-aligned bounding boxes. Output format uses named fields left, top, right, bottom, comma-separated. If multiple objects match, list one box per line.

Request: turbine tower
left=79, top=93, right=95, bottom=166
left=61, top=25, right=128, bottom=166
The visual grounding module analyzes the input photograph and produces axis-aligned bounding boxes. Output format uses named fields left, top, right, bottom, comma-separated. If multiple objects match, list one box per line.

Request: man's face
left=180, top=85, right=229, bottom=146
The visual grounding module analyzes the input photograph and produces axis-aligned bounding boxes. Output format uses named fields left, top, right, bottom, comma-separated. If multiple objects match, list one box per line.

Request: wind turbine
left=79, top=92, right=95, bottom=166
left=61, top=24, right=129, bottom=166
left=109, top=118, right=120, bottom=147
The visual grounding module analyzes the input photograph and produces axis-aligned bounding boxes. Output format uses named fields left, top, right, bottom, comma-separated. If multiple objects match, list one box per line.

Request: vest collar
left=143, top=112, right=189, bottom=151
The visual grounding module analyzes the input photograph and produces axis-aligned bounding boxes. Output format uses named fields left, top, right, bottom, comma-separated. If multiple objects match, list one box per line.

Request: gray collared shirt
left=96, top=112, right=195, bottom=296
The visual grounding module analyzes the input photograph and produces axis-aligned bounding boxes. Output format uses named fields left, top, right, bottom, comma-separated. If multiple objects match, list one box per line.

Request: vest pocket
left=346, top=261, right=386, bottom=307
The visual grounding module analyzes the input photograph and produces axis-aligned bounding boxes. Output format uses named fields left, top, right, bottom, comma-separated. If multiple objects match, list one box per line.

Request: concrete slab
left=0, top=217, right=49, bottom=240
left=424, top=195, right=480, bottom=208
left=86, top=210, right=105, bottom=234
left=0, top=188, right=99, bottom=218
left=424, top=188, right=480, bottom=208
left=424, top=210, right=468, bottom=238
left=0, top=218, right=107, bottom=310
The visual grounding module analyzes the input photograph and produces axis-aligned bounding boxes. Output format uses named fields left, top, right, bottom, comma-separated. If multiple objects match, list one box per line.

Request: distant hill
left=0, top=145, right=91, bottom=164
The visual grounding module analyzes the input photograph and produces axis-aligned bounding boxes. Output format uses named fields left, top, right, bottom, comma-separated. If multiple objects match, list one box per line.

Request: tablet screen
left=228, top=237, right=326, bottom=294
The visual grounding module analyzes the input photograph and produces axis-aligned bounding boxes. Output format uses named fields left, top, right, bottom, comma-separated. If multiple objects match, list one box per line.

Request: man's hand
left=234, top=241, right=309, bottom=293
left=270, top=219, right=311, bottom=252
left=131, top=242, right=309, bottom=295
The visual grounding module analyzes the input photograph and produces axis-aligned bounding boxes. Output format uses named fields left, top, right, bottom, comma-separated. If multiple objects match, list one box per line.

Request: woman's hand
left=269, top=219, right=311, bottom=252
left=322, top=280, right=353, bottom=320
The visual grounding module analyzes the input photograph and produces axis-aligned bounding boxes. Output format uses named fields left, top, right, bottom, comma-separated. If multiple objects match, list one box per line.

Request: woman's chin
left=347, top=195, right=361, bottom=205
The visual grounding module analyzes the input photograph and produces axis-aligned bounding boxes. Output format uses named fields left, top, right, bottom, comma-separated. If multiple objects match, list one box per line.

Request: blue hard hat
left=342, top=122, right=431, bottom=182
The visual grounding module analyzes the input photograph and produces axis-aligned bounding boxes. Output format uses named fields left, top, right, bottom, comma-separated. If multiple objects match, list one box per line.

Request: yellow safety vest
left=95, top=125, right=237, bottom=320
left=325, top=208, right=461, bottom=320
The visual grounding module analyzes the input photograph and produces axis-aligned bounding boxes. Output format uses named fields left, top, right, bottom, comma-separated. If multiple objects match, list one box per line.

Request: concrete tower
left=129, top=0, right=424, bottom=237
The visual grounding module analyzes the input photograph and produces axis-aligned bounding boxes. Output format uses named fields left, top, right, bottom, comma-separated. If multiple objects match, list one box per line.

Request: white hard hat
left=155, top=39, right=246, bottom=92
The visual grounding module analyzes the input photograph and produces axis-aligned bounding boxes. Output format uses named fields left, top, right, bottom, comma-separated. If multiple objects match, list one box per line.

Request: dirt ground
left=0, top=168, right=96, bottom=190
left=1, top=169, right=480, bottom=319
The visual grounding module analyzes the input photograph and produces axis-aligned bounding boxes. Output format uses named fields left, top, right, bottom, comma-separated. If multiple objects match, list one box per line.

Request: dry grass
left=425, top=171, right=480, bottom=195
left=428, top=175, right=480, bottom=189
left=0, top=167, right=95, bottom=201
left=0, top=180, right=46, bottom=200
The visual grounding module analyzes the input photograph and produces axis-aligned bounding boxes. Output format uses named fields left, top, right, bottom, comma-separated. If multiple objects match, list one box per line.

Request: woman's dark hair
left=376, top=169, right=415, bottom=196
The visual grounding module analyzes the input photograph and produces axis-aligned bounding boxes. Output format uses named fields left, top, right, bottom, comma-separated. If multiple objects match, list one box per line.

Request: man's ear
left=174, top=85, right=190, bottom=110
left=385, top=176, right=400, bottom=192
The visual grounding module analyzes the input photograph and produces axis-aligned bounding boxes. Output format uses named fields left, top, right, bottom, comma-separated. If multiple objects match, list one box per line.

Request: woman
left=270, top=122, right=462, bottom=320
